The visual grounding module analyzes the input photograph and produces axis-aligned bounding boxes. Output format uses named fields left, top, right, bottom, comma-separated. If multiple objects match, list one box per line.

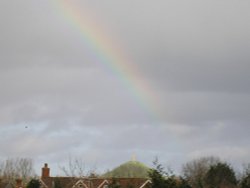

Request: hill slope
left=103, top=161, right=150, bottom=178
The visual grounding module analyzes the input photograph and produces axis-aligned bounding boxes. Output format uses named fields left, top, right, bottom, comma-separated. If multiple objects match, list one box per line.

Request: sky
left=0, top=0, right=250, bottom=176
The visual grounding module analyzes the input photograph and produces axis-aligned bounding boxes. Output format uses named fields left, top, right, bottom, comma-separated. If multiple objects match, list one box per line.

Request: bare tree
left=0, top=161, right=4, bottom=177
left=182, top=156, right=220, bottom=188
left=59, top=156, right=86, bottom=177
left=3, top=158, right=18, bottom=182
left=59, top=156, right=98, bottom=178
left=16, top=158, right=34, bottom=182
left=0, top=158, right=35, bottom=184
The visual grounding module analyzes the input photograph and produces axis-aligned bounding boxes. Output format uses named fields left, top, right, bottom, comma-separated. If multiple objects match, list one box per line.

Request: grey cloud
left=90, top=0, right=250, bottom=93
left=160, top=92, right=250, bottom=124
left=0, top=0, right=250, bottom=175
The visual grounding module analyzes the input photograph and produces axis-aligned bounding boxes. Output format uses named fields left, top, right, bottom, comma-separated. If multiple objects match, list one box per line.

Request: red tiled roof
left=40, top=177, right=151, bottom=188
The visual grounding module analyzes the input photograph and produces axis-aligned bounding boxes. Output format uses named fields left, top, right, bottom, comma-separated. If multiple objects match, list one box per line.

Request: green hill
left=103, top=160, right=150, bottom=178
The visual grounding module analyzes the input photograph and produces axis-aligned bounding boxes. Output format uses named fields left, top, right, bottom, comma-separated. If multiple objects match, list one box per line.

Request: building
left=40, top=163, right=151, bottom=188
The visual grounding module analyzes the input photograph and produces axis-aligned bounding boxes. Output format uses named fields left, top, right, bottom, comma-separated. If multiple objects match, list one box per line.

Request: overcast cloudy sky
left=1, top=0, right=250, bottom=176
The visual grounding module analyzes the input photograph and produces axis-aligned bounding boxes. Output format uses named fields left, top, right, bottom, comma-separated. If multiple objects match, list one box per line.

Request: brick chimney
left=15, top=178, right=22, bottom=188
left=42, top=163, right=50, bottom=178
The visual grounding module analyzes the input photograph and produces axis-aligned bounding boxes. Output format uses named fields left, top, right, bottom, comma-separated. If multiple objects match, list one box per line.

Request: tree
left=109, top=178, right=121, bottom=188
left=59, top=156, right=97, bottom=177
left=0, top=158, right=35, bottom=184
left=148, top=158, right=167, bottom=188
left=148, top=158, right=177, bottom=188
left=182, top=156, right=220, bottom=188
left=204, top=162, right=237, bottom=188
left=177, top=177, right=192, bottom=188
left=16, top=158, right=34, bottom=182
left=59, top=156, right=87, bottom=177
left=240, top=164, right=250, bottom=188
left=240, top=174, right=250, bottom=188
left=26, top=179, right=40, bottom=188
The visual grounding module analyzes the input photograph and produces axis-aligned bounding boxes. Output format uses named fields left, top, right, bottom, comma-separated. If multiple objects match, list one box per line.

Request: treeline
left=0, top=156, right=250, bottom=188
left=149, top=156, right=250, bottom=188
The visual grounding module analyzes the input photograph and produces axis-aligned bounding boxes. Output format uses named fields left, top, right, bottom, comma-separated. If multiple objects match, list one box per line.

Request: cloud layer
left=0, top=0, right=250, bottom=175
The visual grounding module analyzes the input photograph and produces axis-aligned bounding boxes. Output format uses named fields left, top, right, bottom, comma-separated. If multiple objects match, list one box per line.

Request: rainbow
left=52, top=0, right=163, bottom=122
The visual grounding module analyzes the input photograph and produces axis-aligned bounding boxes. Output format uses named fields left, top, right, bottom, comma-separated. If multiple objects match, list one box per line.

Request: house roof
left=40, top=177, right=151, bottom=188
